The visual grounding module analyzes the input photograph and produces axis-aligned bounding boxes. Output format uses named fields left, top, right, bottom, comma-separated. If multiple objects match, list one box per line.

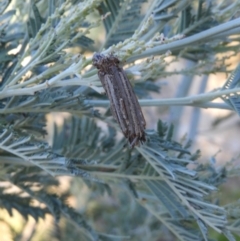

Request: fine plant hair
left=0, top=0, right=240, bottom=240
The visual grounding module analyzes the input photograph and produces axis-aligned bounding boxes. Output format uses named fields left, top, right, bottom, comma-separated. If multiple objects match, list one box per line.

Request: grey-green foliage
left=100, top=0, right=147, bottom=48
left=3, top=166, right=98, bottom=240
left=0, top=0, right=240, bottom=240
left=222, top=64, right=240, bottom=115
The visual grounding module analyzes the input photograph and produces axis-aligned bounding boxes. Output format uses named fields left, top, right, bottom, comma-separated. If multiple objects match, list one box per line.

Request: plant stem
left=86, top=99, right=232, bottom=110
left=128, top=17, right=240, bottom=62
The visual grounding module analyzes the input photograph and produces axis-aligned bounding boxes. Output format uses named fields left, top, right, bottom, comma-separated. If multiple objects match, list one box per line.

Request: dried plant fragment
left=92, top=53, right=146, bottom=147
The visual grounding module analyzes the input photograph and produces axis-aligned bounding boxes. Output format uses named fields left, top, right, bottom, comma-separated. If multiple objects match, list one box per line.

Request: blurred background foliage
left=0, top=0, right=240, bottom=240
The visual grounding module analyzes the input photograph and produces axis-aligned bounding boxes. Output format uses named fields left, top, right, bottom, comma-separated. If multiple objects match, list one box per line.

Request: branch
left=86, top=95, right=234, bottom=110
left=128, top=17, right=240, bottom=61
